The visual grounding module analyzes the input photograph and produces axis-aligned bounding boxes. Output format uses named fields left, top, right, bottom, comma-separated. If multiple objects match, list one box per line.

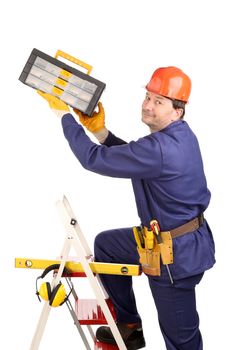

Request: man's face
left=141, top=91, right=181, bottom=132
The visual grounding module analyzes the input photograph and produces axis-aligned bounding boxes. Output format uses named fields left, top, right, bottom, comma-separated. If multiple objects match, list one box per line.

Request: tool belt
left=133, top=214, right=204, bottom=276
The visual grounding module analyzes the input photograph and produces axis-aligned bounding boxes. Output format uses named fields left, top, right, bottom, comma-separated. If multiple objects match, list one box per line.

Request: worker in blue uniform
left=38, top=66, right=215, bottom=350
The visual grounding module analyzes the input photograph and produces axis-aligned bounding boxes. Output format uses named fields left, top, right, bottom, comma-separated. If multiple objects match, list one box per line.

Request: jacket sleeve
left=103, top=131, right=127, bottom=146
left=61, top=114, right=162, bottom=179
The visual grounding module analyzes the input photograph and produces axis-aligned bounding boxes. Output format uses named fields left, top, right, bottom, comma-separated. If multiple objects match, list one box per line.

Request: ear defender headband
left=36, top=264, right=72, bottom=307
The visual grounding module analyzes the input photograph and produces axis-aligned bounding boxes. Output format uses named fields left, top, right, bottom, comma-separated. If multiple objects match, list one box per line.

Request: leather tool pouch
left=137, top=245, right=161, bottom=276
left=133, top=226, right=174, bottom=277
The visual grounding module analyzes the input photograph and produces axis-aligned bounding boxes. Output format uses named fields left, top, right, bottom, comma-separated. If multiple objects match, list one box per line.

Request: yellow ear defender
left=36, top=264, right=72, bottom=307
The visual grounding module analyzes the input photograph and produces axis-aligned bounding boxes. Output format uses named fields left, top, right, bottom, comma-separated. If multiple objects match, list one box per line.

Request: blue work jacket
left=62, top=114, right=215, bottom=279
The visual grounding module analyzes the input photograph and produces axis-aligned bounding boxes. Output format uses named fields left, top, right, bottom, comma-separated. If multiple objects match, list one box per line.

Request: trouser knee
left=94, top=230, right=112, bottom=262
left=94, top=227, right=139, bottom=265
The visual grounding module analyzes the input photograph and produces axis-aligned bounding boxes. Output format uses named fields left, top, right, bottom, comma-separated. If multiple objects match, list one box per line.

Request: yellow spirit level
left=19, top=48, right=106, bottom=116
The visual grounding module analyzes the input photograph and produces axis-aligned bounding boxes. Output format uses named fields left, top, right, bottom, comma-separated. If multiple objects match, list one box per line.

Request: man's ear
left=175, top=108, right=183, bottom=119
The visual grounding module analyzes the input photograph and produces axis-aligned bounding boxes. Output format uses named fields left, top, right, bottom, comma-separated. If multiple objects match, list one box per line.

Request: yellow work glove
left=37, top=90, right=70, bottom=118
left=73, top=102, right=108, bottom=143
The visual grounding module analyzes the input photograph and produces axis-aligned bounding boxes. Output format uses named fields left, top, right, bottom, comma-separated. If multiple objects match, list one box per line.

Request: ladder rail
left=29, top=302, right=51, bottom=350
left=29, top=236, right=72, bottom=350
left=20, top=195, right=133, bottom=350
left=65, top=299, right=92, bottom=350
left=57, top=197, right=127, bottom=350
left=65, top=277, right=96, bottom=342
left=61, top=195, right=93, bottom=257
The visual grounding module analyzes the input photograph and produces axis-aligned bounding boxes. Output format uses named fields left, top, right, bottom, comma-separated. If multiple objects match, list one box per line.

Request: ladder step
left=75, top=299, right=117, bottom=325
left=94, top=340, right=119, bottom=349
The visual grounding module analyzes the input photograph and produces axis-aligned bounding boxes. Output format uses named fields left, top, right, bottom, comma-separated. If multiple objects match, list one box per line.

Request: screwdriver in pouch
left=133, top=226, right=145, bottom=249
left=150, top=219, right=174, bottom=285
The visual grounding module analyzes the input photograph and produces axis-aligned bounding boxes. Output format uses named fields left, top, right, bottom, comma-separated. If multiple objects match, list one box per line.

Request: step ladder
left=15, top=195, right=141, bottom=350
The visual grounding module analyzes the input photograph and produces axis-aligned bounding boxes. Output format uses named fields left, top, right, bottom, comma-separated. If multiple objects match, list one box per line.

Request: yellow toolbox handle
left=55, top=50, right=93, bottom=75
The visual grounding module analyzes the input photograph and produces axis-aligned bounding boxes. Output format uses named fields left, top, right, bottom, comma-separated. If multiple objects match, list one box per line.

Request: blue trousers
left=94, top=228, right=203, bottom=350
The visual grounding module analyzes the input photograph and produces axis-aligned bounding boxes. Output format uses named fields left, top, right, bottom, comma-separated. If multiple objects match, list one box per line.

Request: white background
left=1, top=0, right=252, bottom=349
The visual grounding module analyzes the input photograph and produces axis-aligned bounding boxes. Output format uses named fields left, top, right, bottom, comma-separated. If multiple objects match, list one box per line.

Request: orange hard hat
left=146, top=66, right=191, bottom=102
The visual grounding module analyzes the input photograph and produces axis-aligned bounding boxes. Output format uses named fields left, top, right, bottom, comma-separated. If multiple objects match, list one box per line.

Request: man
left=38, top=66, right=215, bottom=350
